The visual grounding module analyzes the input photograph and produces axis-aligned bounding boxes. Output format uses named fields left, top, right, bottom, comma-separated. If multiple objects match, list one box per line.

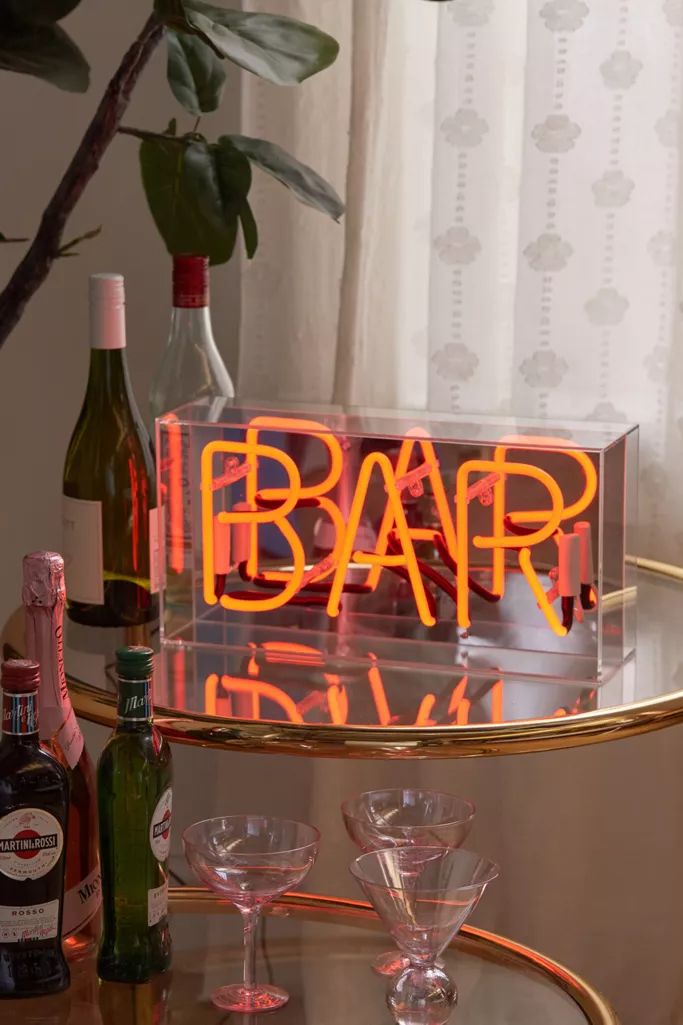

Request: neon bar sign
left=199, top=416, right=599, bottom=637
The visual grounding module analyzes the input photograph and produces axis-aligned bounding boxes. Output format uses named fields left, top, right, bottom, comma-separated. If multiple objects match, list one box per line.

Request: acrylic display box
left=156, top=401, right=638, bottom=691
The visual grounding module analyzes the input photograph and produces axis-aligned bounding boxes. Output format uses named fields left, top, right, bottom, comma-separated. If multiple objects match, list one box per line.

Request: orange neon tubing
left=490, top=680, right=504, bottom=723
left=166, top=414, right=185, bottom=574
left=414, top=694, right=437, bottom=726
left=456, top=459, right=563, bottom=628
left=327, top=451, right=436, bottom=627
left=366, top=428, right=457, bottom=592
left=260, top=497, right=346, bottom=585
left=245, top=416, right=344, bottom=580
left=494, top=435, right=597, bottom=525
left=368, top=661, right=391, bottom=727
left=200, top=439, right=304, bottom=610
left=518, top=547, right=567, bottom=637
left=220, top=674, right=304, bottom=724
left=447, top=678, right=471, bottom=725
left=260, top=641, right=326, bottom=666
left=324, top=673, right=349, bottom=725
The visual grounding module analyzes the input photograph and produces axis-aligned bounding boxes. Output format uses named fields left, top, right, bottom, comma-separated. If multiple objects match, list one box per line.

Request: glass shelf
left=0, top=889, right=616, bottom=1024
left=2, top=560, right=682, bottom=758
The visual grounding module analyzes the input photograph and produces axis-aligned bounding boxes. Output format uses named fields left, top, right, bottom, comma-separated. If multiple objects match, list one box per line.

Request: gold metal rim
left=169, top=887, right=618, bottom=1025
left=4, top=559, right=683, bottom=758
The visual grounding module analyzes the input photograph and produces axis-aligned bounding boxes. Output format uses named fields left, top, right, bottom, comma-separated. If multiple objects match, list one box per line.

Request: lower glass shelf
left=1, top=889, right=617, bottom=1025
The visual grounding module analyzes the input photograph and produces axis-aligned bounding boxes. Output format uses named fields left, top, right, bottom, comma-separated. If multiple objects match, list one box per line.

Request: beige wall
left=0, top=0, right=241, bottom=630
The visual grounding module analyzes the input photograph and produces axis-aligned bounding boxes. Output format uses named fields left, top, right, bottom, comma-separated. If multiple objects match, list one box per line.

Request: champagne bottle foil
left=22, top=551, right=66, bottom=609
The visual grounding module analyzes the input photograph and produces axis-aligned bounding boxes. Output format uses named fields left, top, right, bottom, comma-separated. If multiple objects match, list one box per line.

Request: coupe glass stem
left=241, top=907, right=260, bottom=990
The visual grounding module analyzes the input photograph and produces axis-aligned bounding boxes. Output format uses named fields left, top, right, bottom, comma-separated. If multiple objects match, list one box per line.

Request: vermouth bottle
left=97, top=647, right=172, bottom=983
left=0, top=660, right=70, bottom=998
left=62, top=273, right=159, bottom=628
left=22, top=551, right=101, bottom=960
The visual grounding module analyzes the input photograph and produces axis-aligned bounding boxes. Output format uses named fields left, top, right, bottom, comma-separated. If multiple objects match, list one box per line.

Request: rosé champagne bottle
left=23, top=551, right=101, bottom=960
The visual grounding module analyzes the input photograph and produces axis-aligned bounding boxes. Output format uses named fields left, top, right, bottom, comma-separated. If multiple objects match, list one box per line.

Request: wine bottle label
left=62, top=496, right=104, bottom=605
left=62, top=863, right=101, bottom=938
left=117, top=679, right=152, bottom=720
left=0, top=809, right=64, bottom=881
left=149, top=788, right=172, bottom=862
left=2, top=692, right=37, bottom=736
left=0, top=899, right=60, bottom=943
left=147, top=880, right=168, bottom=927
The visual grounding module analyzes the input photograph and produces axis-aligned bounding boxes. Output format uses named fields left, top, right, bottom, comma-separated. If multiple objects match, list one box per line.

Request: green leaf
left=0, top=22, right=89, bottom=91
left=140, top=134, right=251, bottom=265
left=0, top=0, right=82, bottom=24
left=183, top=2, right=339, bottom=85
left=238, top=199, right=258, bottom=259
left=57, top=224, right=101, bottom=257
left=167, top=29, right=225, bottom=115
left=0, top=231, right=28, bottom=243
left=227, top=135, right=344, bottom=221
left=154, top=0, right=194, bottom=31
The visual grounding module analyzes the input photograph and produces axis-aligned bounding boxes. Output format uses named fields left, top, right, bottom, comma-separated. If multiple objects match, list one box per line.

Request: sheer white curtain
left=239, top=0, right=683, bottom=561
left=238, top=0, right=437, bottom=409
left=235, top=7, right=683, bottom=1022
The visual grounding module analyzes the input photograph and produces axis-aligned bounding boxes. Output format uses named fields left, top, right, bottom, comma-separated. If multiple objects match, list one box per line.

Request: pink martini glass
left=341, top=788, right=476, bottom=976
left=182, top=815, right=320, bottom=1013
left=351, top=846, right=499, bottom=1025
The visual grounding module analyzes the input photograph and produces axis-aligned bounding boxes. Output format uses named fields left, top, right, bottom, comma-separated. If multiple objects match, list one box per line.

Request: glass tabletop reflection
left=3, top=893, right=612, bottom=1025
left=2, top=563, right=681, bottom=756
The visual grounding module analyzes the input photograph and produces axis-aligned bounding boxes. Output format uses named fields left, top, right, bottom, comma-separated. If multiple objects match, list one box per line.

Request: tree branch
left=0, top=12, right=164, bottom=353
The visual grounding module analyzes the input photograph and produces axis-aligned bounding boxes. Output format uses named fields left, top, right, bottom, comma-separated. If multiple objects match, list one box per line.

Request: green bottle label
left=117, top=679, right=152, bottom=720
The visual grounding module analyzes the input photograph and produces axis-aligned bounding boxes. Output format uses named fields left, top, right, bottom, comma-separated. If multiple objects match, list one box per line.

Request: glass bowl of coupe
left=183, top=814, right=320, bottom=1013
left=342, top=788, right=476, bottom=976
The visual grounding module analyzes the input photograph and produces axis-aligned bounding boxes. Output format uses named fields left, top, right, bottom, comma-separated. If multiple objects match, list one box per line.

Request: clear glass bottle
left=149, top=254, right=234, bottom=420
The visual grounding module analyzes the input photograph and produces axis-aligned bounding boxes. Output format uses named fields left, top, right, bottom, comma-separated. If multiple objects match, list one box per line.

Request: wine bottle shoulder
left=97, top=727, right=171, bottom=772
left=0, top=742, right=69, bottom=795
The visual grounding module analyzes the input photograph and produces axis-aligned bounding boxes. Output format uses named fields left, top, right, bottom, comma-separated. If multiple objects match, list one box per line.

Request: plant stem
left=242, top=907, right=260, bottom=991
left=0, top=12, right=164, bottom=353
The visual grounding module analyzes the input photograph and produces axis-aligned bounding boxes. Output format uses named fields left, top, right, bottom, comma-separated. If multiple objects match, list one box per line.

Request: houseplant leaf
left=0, top=22, right=89, bottom=91
left=238, top=199, right=258, bottom=258
left=183, top=2, right=339, bottom=85
left=0, top=0, right=82, bottom=24
left=139, top=134, right=254, bottom=265
left=167, top=29, right=226, bottom=114
left=227, top=135, right=344, bottom=220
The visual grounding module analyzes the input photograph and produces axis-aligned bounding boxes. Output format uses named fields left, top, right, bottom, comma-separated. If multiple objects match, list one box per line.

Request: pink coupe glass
left=183, top=815, right=320, bottom=1013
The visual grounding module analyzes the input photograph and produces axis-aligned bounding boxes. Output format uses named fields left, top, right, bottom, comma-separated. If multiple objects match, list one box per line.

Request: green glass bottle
left=62, top=273, right=159, bottom=628
left=97, top=646, right=172, bottom=983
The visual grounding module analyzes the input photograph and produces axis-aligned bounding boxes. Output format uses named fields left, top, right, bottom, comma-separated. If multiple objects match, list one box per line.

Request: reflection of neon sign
left=201, top=642, right=590, bottom=727
left=199, top=417, right=599, bottom=637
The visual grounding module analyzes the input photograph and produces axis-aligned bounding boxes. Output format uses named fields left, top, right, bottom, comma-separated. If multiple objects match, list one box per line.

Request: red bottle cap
left=173, top=255, right=209, bottom=308
left=1, top=659, right=40, bottom=693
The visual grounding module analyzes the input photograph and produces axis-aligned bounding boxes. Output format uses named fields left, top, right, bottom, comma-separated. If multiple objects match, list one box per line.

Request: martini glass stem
left=241, top=907, right=260, bottom=991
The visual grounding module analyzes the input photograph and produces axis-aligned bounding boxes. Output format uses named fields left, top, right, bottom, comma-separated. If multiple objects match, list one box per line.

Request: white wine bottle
left=63, top=274, right=159, bottom=627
